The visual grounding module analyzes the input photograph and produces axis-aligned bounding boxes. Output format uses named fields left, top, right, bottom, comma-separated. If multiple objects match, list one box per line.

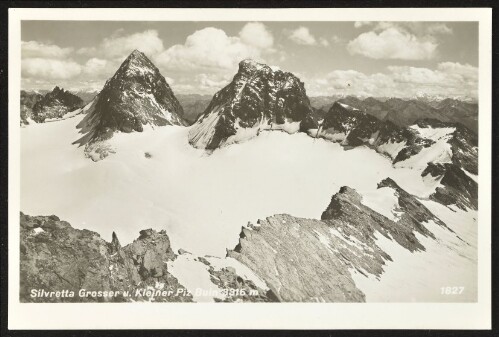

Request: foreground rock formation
left=20, top=213, right=273, bottom=303
left=20, top=212, right=192, bottom=302
left=20, top=170, right=471, bottom=303
left=227, top=178, right=450, bottom=302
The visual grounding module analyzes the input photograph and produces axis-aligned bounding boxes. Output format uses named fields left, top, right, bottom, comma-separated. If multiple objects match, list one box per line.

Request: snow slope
left=21, top=115, right=469, bottom=258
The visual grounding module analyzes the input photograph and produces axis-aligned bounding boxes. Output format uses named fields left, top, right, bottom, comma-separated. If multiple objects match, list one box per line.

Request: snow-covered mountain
left=19, top=56, right=479, bottom=303
left=74, top=49, right=186, bottom=160
left=188, top=59, right=316, bottom=149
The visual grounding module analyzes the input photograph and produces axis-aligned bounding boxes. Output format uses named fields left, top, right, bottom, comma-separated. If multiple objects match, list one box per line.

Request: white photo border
left=8, top=7, right=492, bottom=330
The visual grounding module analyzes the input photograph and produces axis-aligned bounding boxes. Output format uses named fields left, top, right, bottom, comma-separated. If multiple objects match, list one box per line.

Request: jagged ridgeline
left=25, top=87, right=84, bottom=123
left=74, top=50, right=186, bottom=160
left=188, top=59, right=317, bottom=150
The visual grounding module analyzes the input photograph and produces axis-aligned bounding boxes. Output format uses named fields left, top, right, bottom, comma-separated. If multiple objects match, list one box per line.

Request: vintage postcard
left=8, top=7, right=492, bottom=329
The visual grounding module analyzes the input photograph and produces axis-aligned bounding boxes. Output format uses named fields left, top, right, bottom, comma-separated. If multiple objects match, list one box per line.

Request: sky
left=21, top=21, right=478, bottom=99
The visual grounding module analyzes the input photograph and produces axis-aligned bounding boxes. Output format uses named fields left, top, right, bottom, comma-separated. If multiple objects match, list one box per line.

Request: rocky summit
left=188, top=59, right=315, bottom=150
left=30, top=87, right=84, bottom=123
left=74, top=50, right=186, bottom=160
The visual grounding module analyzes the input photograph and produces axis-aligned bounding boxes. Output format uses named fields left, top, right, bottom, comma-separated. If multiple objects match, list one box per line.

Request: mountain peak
left=30, top=86, right=83, bottom=123
left=239, top=59, right=266, bottom=71
left=129, top=49, right=144, bottom=57
left=74, top=48, right=186, bottom=160
left=188, top=60, right=314, bottom=150
left=113, top=49, right=158, bottom=79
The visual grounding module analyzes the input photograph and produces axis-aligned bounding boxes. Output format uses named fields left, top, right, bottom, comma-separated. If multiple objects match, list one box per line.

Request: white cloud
left=83, top=58, right=110, bottom=76
left=354, top=22, right=453, bottom=36
left=319, top=38, right=330, bottom=47
left=437, top=62, right=478, bottom=80
left=305, top=62, right=477, bottom=99
left=78, top=30, right=164, bottom=60
left=287, top=26, right=317, bottom=45
left=22, top=41, right=74, bottom=59
left=354, top=21, right=373, bottom=28
left=239, top=22, right=274, bottom=49
left=171, top=73, right=232, bottom=95
left=427, top=23, right=453, bottom=35
left=347, top=27, right=438, bottom=60
left=155, top=23, right=275, bottom=72
left=22, top=58, right=82, bottom=80
left=348, top=22, right=453, bottom=60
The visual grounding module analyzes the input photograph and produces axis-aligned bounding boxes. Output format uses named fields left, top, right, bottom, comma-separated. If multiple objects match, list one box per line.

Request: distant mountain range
left=309, top=95, right=478, bottom=133
left=176, top=94, right=213, bottom=124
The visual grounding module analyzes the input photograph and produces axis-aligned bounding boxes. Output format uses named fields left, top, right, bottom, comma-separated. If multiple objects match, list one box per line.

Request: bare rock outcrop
left=20, top=212, right=192, bottom=302
left=228, top=179, right=450, bottom=302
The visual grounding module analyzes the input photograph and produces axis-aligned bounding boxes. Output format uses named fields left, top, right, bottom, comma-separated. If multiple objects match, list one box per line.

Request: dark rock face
left=20, top=213, right=192, bottom=303
left=188, top=59, right=315, bottom=149
left=20, top=90, right=43, bottom=125
left=321, top=181, right=448, bottom=252
left=228, top=179, right=449, bottom=302
left=317, top=107, right=478, bottom=210
left=422, top=163, right=478, bottom=210
left=318, top=102, right=434, bottom=161
left=74, top=50, right=186, bottom=155
left=30, top=87, right=84, bottom=123
left=434, top=98, right=478, bottom=133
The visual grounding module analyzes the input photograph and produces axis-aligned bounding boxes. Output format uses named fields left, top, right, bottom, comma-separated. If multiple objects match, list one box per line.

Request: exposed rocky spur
left=227, top=178, right=453, bottom=302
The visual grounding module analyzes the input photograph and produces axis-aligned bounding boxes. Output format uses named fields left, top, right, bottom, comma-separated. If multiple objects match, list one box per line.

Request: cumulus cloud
left=155, top=23, right=275, bottom=72
left=21, top=40, right=84, bottom=82
left=21, top=41, right=74, bottom=59
left=305, top=62, right=477, bottom=99
left=354, top=21, right=372, bottom=29
left=83, top=58, right=111, bottom=76
left=78, top=29, right=164, bottom=60
left=22, top=58, right=82, bottom=80
left=239, top=22, right=274, bottom=49
left=348, top=22, right=453, bottom=60
left=319, top=38, right=330, bottom=47
left=353, top=22, right=453, bottom=36
left=347, top=27, right=437, bottom=60
left=171, top=73, right=233, bottom=95
left=287, top=26, right=317, bottom=45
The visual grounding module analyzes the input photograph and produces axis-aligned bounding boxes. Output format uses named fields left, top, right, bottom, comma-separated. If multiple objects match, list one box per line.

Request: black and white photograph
left=7, top=7, right=492, bottom=330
